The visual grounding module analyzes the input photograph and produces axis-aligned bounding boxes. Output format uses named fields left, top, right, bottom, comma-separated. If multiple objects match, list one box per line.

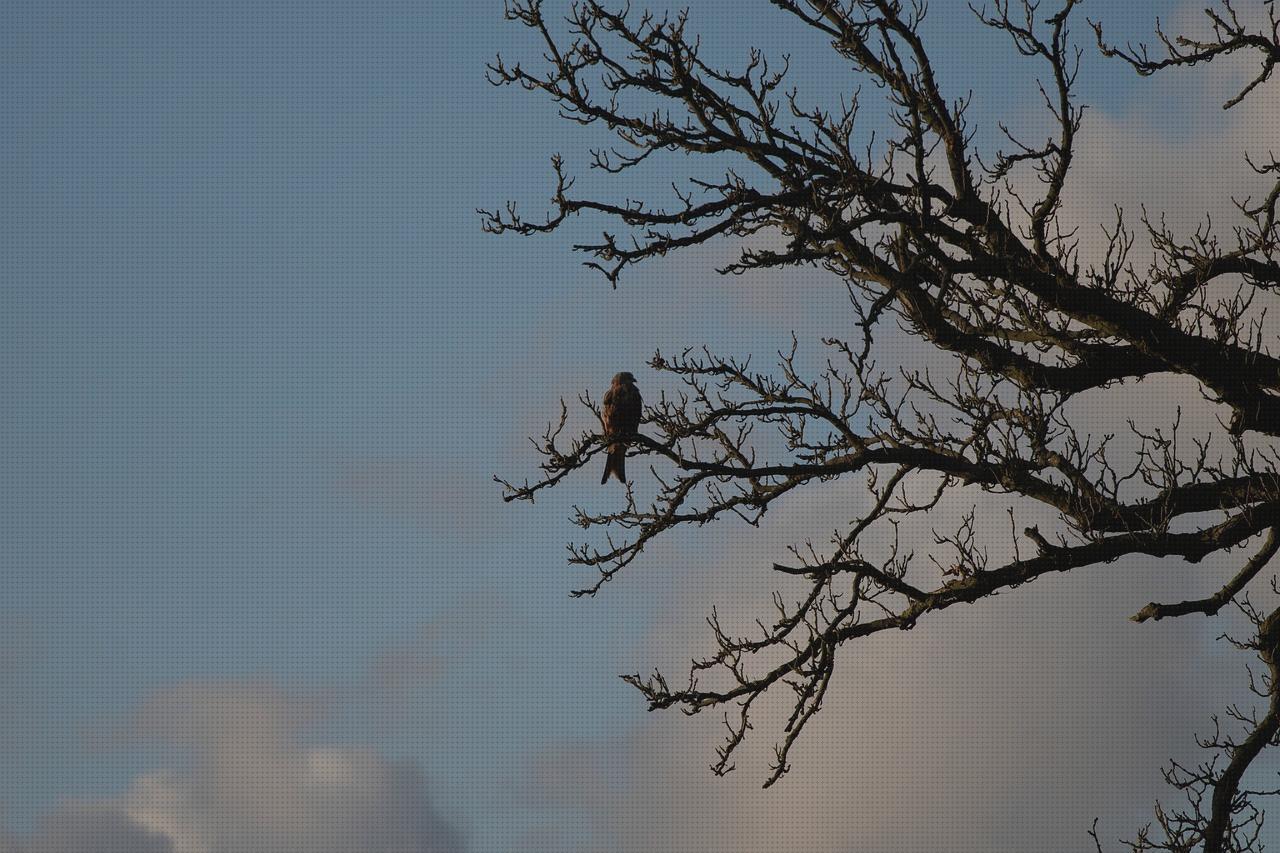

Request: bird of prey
left=601, top=371, right=642, bottom=484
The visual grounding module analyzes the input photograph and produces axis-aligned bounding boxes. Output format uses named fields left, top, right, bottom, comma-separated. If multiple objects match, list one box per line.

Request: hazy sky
left=2, top=2, right=1276, bottom=851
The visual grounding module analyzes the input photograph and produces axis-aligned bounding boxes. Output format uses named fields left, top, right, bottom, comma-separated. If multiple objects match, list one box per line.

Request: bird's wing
left=602, top=386, right=619, bottom=436
left=617, top=385, right=642, bottom=435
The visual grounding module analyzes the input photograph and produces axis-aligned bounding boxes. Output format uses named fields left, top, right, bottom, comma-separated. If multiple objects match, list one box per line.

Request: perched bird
left=601, top=371, right=642, bottom=484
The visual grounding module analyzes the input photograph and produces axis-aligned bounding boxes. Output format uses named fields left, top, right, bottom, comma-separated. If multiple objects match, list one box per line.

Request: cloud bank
left=4, top=679, right=462, bottom=853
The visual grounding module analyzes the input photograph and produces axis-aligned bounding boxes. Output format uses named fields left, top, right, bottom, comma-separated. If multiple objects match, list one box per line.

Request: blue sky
left=1, top=2, right=1270, bottom=850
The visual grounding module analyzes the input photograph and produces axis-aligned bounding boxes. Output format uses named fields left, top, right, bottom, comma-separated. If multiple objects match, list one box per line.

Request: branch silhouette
left=491, top=2, right=1280, bottom=848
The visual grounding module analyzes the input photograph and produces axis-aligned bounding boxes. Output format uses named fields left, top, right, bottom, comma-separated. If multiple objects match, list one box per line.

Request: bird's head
left=613, top=371, right=637, bottom=385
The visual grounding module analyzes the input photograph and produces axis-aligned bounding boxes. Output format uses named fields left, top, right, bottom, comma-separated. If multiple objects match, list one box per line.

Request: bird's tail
left=601, top=442, right=626, bottom=484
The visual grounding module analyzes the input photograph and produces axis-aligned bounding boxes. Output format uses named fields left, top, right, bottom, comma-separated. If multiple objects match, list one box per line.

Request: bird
left=600, top=371, right=642, bottom=484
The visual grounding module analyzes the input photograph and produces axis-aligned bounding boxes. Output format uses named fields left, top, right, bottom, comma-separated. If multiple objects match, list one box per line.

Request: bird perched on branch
left=601, top=371, right=641, bottom=484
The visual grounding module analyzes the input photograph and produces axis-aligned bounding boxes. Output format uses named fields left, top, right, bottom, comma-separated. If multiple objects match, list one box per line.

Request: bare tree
left=486, top=1, right=1280, bottom=849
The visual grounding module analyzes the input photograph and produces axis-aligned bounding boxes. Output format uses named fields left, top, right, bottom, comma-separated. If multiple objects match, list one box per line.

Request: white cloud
left=5, top=679, right=463, bottom=853
left=524, top=460, right=1258, bottom=851
left=1, top=806, right=173, bottom=853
